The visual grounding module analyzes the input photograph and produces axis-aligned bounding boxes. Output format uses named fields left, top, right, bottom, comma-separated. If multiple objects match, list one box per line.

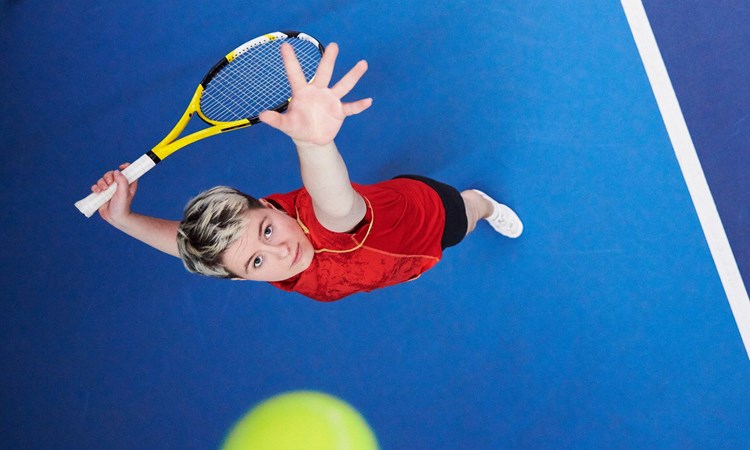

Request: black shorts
left=394, top=175, right=467, bottom=249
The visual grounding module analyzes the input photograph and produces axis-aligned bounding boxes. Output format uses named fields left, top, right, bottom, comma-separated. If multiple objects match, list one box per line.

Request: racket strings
left=200, top=38, right=321, bottom=122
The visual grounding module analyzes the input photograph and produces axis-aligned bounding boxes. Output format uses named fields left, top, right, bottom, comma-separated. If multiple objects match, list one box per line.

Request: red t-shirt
left=265, top=178, right=445, bottom=301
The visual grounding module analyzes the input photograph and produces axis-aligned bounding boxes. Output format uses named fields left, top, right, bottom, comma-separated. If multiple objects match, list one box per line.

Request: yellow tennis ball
left=221, top=391, right=379, bottom=450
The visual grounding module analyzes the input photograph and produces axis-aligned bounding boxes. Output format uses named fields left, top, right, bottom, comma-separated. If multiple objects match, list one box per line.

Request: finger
left=342, top=98, right=373, bottom=117
left=119, top=162, right=131, bottom=170
left=92, top=176, right=106, bottom=192
left=312, top=42, right=338, bottom=88
left=96, top=177, right=109, bottom=191
left=331, top=60, right=368, bottom=99
left=280, top=43, right=308, bottom=92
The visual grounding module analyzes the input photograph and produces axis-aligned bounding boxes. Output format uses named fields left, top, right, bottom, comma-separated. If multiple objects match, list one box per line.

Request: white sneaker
left=472, top=189, right=523, bottom=238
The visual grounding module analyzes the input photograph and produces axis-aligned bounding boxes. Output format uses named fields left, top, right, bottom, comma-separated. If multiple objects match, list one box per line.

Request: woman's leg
left=460, top=190, right=493, bottom=235
left=461, top=189, right=523, bottom=238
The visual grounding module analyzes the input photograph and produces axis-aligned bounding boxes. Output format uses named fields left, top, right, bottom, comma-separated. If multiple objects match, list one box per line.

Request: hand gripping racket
left=75, top=31, right=324, bottom=218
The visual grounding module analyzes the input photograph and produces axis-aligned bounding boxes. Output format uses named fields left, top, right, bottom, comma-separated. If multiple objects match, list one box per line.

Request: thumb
left=258, top=110, right=285, bottom=131
left=111, top=170, right=131, bottom=199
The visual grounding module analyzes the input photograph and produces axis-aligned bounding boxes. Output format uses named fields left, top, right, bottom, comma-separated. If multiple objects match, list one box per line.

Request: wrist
left=293, top=139, right=336, bottom=152
left=107, top=210, right=138, bottom=231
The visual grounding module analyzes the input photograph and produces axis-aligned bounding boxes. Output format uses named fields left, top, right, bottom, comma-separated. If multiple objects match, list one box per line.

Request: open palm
left=259, top=43, right=372, bottom=147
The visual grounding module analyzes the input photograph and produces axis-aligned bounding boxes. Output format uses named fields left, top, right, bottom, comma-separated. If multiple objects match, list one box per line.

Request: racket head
left=198, top=31, right=324, bottom=125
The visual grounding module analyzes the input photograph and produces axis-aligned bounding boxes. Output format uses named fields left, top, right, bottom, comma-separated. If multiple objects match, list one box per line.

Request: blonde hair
left=177, top=186, right=264, bottom=278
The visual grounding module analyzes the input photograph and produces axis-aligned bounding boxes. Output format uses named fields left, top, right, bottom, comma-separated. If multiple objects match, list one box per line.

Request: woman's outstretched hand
left=258, top=42, right=372, bottom=148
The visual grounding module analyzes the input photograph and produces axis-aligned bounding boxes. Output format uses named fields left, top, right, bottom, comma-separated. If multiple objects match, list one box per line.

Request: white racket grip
left=74, top=154, right=157, bottom=218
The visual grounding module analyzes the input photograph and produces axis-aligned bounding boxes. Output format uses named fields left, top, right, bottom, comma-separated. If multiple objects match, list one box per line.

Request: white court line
left=622, top=0, right=750, bottom=359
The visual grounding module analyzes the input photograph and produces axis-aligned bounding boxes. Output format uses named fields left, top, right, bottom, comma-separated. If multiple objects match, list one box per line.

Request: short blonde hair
left=177, top=186, right=263, bottom=278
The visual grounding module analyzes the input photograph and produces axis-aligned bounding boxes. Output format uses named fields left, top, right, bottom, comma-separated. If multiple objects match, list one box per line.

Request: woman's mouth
left=291, top=244, right=301, bottom=267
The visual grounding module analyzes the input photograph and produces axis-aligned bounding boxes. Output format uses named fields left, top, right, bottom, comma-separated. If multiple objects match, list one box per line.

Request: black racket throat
left=146, top=150, right=162, bottom=164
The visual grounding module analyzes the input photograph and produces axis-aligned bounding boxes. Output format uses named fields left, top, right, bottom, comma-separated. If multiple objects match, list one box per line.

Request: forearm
left=259, top=42, right=371, bottom=231
left=107, top=213, right=180, bottom=258
left=296, top=140, right=366, bottom=232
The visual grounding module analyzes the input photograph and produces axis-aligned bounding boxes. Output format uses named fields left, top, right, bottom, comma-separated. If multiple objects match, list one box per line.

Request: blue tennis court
left=2, top=0, right=749, bottom=448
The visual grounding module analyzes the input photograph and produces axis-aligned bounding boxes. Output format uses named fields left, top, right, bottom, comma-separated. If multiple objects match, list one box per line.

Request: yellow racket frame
left=150, top=85, right=251, bottom=161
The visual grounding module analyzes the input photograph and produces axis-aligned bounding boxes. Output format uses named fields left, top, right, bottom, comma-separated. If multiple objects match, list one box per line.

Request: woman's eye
left=253, top=255, right=263, bottom=269
left=264, top=225, right=273, bottom=239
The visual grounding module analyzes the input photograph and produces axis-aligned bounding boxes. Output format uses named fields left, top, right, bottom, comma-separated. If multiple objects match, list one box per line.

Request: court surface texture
left=2, top=1, right=749, bottom=448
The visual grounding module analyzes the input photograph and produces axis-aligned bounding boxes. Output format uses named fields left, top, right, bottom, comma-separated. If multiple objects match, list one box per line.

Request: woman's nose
left=264, top=242, right=290, bottom=258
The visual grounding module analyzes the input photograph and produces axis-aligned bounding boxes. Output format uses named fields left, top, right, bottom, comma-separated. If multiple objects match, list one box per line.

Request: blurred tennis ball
left=221, top=391, right=379, bottom=450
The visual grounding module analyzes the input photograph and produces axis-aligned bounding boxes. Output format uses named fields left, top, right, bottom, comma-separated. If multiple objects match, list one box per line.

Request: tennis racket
left=75, top=31, right=324, bottom=218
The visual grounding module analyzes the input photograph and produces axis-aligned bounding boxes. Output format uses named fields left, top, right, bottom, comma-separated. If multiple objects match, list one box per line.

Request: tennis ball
left=221, top=391, right=379, bottom=450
